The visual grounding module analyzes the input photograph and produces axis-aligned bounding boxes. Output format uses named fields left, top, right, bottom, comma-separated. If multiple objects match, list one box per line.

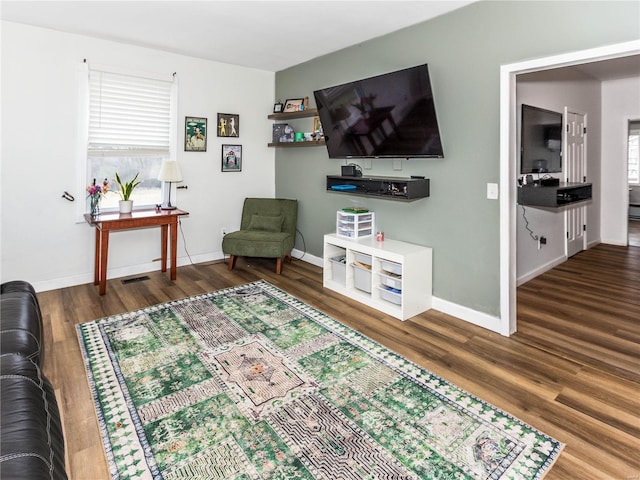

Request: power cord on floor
left=178, top=218, right=195, bottom=265
left=292, top=228, right=307, bottom=261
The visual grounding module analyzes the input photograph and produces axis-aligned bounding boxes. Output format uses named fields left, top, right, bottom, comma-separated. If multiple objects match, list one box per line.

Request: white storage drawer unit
left=336, top=211, right=375, bottom=239
left=323, top=233, right=432, bottom=321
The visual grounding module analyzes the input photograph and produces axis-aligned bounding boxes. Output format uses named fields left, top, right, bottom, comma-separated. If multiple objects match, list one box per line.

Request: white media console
left=323, top=233, right=432, bottom=321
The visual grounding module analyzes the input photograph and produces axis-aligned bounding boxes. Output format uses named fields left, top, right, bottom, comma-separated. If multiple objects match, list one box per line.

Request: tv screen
left=520, top=104, right=563, bottom=174
left=313, top=64, right=444, bottom=159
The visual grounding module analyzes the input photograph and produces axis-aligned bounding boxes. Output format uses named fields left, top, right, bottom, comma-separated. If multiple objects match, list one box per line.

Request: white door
left=564, top=108, right=587, bottom=258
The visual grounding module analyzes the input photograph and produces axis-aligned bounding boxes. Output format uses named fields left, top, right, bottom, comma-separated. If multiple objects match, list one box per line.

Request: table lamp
left=158, top=160, right=183, bottom=210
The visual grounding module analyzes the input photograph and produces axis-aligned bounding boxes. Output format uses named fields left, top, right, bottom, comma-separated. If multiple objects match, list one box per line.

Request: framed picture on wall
left=185, top=117, right=207, bottom=151
left=217, top=113, right=239, bottom=137
left=221, top=144, right=242, bottom=172
left=283, top=98, right=304, bottom=113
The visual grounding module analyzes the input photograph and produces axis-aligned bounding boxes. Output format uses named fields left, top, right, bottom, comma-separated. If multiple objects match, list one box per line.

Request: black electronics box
left=540, top=178, right=560, bottom=186
left=341, top=165, right=361, bottom=177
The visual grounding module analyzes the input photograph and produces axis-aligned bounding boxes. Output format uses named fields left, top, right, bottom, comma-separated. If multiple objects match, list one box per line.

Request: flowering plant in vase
left=87, top=178, right=109, bottom=215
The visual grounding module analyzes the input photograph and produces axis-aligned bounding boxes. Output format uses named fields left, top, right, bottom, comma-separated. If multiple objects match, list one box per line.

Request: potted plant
left=115, top=172, right=141, bottom=213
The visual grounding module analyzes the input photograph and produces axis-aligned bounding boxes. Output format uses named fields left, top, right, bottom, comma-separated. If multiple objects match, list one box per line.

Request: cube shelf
left=323, top=233, right=432, bottom=321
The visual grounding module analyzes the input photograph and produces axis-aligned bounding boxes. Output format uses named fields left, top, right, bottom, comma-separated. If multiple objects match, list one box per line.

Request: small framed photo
left=222, top=144, right=242, bottom=172
left=283, top=98, right=304, bottom=113
left=217, top=113, right=240, bottom=137
left=185, top=117, right=207, bottom=152
left=273, top=101, right=284, bottom=113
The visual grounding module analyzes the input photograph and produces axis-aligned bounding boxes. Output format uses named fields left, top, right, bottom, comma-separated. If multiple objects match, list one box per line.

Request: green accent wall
left=274, top=1, right=639, bottom=316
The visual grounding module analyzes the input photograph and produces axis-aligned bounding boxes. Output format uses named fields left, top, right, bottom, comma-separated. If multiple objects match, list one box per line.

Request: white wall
left=515, top=69, right=602, bottom=284
left=601, top=76, right=640, bottom=244
left=1, top=21, right=275, bottom=291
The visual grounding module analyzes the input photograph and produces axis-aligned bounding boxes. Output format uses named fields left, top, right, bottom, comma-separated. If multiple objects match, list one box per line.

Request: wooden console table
left=84, top=209, right=189, bottom=295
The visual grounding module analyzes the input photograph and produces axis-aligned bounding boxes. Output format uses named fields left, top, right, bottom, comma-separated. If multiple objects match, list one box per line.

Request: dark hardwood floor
left=37, top=246, right=639, bottom=479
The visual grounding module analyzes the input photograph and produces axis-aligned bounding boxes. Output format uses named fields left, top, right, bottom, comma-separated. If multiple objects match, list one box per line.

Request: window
left=84, top=65, right=175, bottom=211
left=629, top=121, right=640, bottom=185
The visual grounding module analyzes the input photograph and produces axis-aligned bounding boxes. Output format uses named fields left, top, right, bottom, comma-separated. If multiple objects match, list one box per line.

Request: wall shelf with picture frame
left=267, top=108, right=325, bottom=148
left=268, top=139, right=326, bottom=148
left=267, top=108, right=319, bottom=121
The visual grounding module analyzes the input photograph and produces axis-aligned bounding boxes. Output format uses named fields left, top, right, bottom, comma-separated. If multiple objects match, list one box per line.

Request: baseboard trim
left=431, top=296, right=503, bottom=335
left=294, top=252, right=505, bottom=336
left=32, top=249, right=504, bottom=336
left=516, top=254, right=566, bottom=286
left=32, top=251, right=225, bottom=293
left=292, top=249, right=323, bottom=267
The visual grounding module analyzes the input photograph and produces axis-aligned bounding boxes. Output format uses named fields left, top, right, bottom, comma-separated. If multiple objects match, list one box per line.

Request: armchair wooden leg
left=228, top=255, right=238, bottom=271
left=276, top=257, right=283, bottom=275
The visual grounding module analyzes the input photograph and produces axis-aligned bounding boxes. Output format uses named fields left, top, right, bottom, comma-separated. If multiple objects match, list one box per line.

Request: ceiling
left=1, top=0, right=476, bottom=72
left=2, top=1, right=637, bottom=77
left=573, top=55, right=640, bottom=81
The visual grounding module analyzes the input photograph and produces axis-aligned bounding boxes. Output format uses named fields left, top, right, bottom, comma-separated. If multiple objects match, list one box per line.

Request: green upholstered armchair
left=222, top=198, right=298, bottom=274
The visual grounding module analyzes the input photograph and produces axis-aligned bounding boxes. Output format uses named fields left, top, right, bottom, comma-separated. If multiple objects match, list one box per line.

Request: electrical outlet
left=537, top=236, right=547, bottom=249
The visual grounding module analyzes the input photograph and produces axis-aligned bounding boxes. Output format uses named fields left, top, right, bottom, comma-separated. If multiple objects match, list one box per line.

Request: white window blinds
left=88, top=69, right=173, bottom=156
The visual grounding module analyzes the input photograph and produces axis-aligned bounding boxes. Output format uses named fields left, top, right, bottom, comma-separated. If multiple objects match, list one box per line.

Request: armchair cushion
left=247, top=214, right=283, bottom=233
left=223, top=231, right=292, bottom=258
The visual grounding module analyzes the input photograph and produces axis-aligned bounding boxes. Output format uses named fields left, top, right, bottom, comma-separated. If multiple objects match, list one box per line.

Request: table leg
left=99, top=229, right=109, bottom=295
left=160, top=224, right=168, bottom=273
left=94, top=227, right=100, bottom=286
left=170, top=220, right=178, bottom=280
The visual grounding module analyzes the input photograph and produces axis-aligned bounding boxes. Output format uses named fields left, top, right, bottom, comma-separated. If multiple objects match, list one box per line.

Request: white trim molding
left=500, top=39, right=640, bottom=336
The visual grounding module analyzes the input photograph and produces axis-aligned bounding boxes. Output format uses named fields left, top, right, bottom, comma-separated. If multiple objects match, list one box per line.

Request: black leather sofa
left=1, top=281, right=68, bottom=480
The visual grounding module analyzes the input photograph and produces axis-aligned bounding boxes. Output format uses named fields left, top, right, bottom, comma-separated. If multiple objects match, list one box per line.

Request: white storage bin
left=329, top=256, right=346, bottom=285
left=380, top=260, right=402, bottom=276
left=353, top=252, right=372, bottom=266
left=352, top=264, right=372, bottom=293
left=378, top=286, right=402, bottom=305
left=379, top=272, right=402, bottom=291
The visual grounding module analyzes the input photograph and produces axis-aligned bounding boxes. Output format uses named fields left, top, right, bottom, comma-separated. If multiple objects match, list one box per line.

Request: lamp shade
left=157, top=160, right=183, bottom=182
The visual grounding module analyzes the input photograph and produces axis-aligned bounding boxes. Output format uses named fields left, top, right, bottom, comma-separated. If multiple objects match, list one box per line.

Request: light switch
left=487, top=183, right=499, bottom=200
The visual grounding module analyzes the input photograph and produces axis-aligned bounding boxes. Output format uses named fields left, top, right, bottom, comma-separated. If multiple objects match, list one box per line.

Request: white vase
left=119, top=200, right=133, bottom=214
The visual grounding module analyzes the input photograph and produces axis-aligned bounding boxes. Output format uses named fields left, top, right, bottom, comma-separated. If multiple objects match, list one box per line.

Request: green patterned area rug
left=77, top=280, right=562, bottom=480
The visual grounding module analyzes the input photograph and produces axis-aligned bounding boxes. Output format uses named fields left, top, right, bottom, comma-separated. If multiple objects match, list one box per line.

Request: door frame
left=499, top=40, right=640, bottom=336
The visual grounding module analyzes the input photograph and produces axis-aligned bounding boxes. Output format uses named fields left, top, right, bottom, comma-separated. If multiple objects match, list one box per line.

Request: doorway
left=500, top=40, right=640, bottom=336
left=628, top=120, right=640, bottom=247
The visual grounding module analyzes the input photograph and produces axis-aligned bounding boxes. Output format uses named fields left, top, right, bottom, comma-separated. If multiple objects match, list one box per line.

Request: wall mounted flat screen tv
left=520, top=104, right=563, bottom=174
left=313, top=64, right=444, bottom=159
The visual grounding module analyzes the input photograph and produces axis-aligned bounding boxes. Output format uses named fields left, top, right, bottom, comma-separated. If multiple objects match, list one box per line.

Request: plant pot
left=119, top=200, right=133, bottom=214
